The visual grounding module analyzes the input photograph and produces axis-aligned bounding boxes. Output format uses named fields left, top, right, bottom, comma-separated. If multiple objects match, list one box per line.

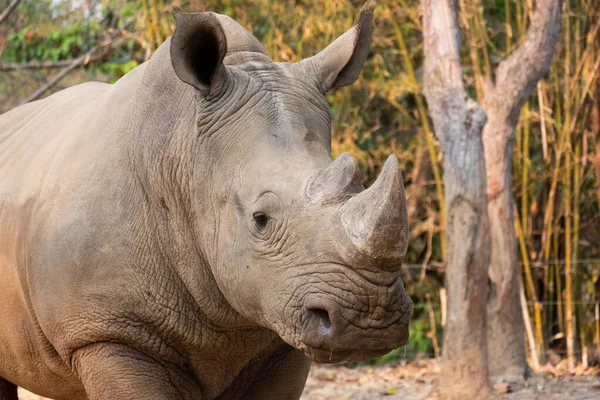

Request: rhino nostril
left=307, top=307, right=331, bottom=336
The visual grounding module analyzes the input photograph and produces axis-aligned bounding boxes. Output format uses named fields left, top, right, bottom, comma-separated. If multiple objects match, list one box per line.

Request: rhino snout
left=299, top=295, right=411, bottom=363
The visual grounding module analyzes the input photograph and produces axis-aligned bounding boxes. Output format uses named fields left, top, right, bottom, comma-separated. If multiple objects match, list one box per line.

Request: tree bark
left=421, top=0, right=491, bottom=398
left=482, top=0, right=562, bottom=382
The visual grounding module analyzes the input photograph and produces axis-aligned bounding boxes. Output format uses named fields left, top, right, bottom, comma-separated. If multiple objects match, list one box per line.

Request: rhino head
left=168, top=5, right=412, bottom=363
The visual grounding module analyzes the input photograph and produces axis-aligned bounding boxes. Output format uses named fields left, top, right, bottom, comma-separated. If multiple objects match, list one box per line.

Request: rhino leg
left=240, top=345, right=310, bottom=400
left=0, top=378, right=17, bottom=400
left=218, top=343, right=310, bottom=400
left=73, top=343, right=202, bottom=400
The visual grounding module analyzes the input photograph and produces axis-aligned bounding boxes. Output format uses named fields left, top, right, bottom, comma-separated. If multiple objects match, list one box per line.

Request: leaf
left=385, top=387, right=398, bottom=395
left=121, top=60, right=139, bottom=74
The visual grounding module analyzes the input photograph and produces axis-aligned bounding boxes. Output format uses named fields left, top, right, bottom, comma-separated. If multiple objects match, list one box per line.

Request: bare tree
left=421, top=0, right=562, bottom=394
left=421, top=0, right=491, bottom=398
left=482, top=0, right=562, bottom=381
left=422, top=0, right=562, bottom=398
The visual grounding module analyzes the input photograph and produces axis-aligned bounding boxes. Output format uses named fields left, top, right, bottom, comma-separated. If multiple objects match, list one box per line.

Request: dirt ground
left=301, top=359, right=600, bottom=400
left=17, top=359, right=600, bottom=400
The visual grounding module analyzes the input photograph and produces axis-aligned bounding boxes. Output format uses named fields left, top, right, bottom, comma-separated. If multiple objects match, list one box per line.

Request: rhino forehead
left=200, top=64, right=331, bottom=145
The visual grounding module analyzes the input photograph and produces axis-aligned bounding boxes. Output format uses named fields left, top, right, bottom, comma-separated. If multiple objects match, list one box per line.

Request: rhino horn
left=340, top=154, right=409, bottom=261
left=306, top=153, right=364, bottom=204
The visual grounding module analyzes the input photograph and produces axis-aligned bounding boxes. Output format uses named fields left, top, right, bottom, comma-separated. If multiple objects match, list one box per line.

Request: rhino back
left=0, top=47, right=264, bottom=398
left=0, top=66, right=160, bottom=397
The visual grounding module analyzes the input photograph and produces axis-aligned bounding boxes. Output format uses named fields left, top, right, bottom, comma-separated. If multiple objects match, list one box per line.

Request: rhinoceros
left=0, top=5, right=412, bottom=400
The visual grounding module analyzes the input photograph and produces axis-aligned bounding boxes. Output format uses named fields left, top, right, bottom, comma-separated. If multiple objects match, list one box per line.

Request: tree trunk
left=421, top=1, right=491, bottom=398
left=421, top=0, right=562, bottom=392
left=483, top=119, right=526, bottom=382
left=481, top=0, right=562, bottom=382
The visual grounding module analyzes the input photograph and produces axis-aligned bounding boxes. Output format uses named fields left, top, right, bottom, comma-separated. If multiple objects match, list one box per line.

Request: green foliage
left=4, top=22, right=100, bottom=63
left=97, top=60, right=139, bottom=83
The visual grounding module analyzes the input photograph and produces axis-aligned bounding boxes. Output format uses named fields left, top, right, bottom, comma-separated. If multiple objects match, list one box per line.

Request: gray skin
left=0, top=6, right=412, bottom=400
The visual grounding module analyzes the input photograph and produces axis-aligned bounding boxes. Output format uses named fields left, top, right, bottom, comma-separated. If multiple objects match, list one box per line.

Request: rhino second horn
left=340, top=154, right=409, bottom=261
left=305, top=153, right=364, bottom=204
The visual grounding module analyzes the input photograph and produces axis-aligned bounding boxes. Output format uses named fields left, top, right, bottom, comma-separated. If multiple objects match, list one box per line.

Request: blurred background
left=1, top=0, right=599, bottom=369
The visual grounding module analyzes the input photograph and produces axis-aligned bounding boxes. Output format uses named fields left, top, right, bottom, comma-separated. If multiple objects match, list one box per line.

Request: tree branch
left=0, top=57, right=105, bottom=71
left=0, top=0, right=22, bottom=25
left=422, top=0, right=487, bottom=146
left=20, top=16, right=136, bottom=105
left=490, top=0, right=563, bottom=121
left=21, top=36, right=115, bottom=104
left=421, top=0, right=465, bottom=102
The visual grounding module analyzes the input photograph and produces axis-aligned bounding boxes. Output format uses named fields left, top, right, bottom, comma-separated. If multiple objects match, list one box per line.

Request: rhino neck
left=120, top=39, right=261, bottom=333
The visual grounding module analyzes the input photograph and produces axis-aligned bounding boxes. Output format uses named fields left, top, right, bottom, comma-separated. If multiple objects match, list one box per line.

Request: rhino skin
left=0, top=5, right=412, bottom=400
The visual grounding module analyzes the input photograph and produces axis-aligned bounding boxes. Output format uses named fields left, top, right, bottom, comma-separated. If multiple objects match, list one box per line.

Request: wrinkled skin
left=0, top=6, right=412, bottom=400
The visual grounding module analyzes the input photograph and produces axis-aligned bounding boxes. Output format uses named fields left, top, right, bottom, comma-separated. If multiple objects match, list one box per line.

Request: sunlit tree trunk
left=421, top=0, right=562, bottom=394
left=421, top=1, right=491, bottom=398
left=482, top=0, right=562, bottom=381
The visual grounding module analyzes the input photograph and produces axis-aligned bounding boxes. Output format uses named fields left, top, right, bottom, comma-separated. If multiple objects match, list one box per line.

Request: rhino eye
left=252, top=212, right=269, bottom=228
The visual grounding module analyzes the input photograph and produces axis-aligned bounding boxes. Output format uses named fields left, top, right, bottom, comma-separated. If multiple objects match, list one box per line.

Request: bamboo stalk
left=515, top=0, right=524, bottom=36
left=520, top=282, right=540, bottom=371
left=460, top=0, right=484, bottom=100
left=392, top=21, right=446, bottom=257
left=504, top=0, right=512, bottom=52
left=564, top=148, right=575, bottom=371
left=579, top=305, right=588, bottom=368
left=398, top=0, right=423, bottom=31
left=544, top=261, right=554, bottom=335
left=574, top=142, right=587, bottom=368
left=563, top=123, right=575, bottom=372
left=595, top=302, right=600, bottom=355
left=555, top=228, right=564, bottom=334
left=474, top=4, right=491, bottom=78
left=521, top=103, right=530, bottom=236
left=141, top=0, right=154, bottom=50
left=541, top=67, right=568, bottom=262
left=515, top=207, right=544, bottom=360
left=563, top=0, right=576, bottom=372
left=573, top=15, right=586, bottom=370
left=148, top=0, right=164, bottom=46
left=440, top=288, right=447, bottom=328
left=426, top=293, right=441, bottom=358
left=537, top=82, right=549, bottom=162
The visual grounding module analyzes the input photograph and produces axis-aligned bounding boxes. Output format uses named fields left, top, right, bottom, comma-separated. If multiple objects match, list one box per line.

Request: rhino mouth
left=291, top=288, right=411, bottom=364
left=301, top=345, right=394, bottom=363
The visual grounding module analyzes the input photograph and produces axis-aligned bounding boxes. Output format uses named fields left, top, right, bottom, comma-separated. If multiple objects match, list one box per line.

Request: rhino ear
left=302, top=2, right=374, bottom=92
left=170, top=12, right=228, bottom=94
